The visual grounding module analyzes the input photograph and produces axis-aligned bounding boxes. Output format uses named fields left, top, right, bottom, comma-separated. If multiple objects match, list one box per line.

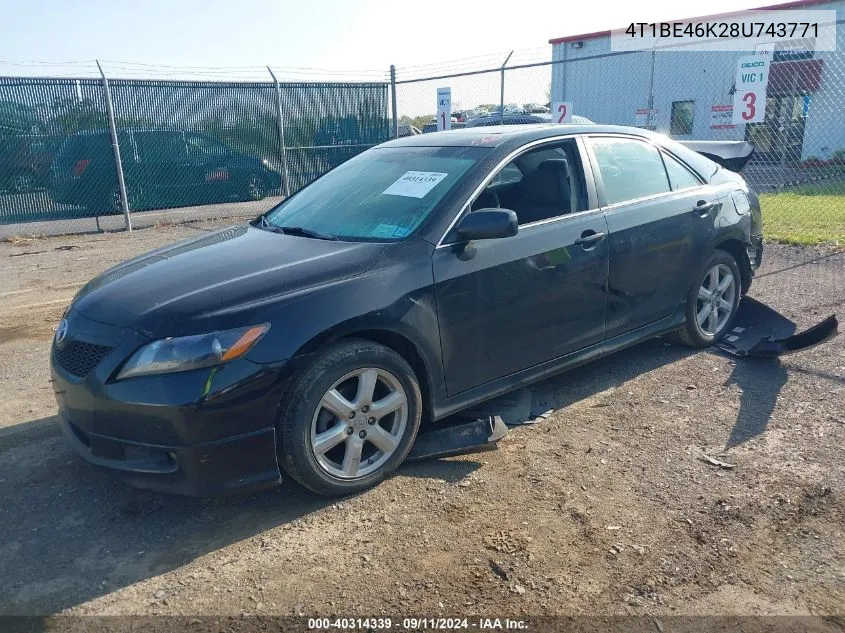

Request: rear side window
left=589, top=137, right=671, bottom=205
left=662, top=152, right=702, bottom=191
left=136, top=132, right=187, bottom=162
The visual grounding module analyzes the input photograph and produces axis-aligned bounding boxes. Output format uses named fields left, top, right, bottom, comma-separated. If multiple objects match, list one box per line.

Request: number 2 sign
left=732, top=87, right=766, bottom=124
left=553, top=101, right=573, bottom=124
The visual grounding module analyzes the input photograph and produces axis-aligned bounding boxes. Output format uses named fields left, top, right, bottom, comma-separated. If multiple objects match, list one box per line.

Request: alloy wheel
left=247, top=176, right=265, bottom=201
left=695, top=263, right=736, bottom=337
left=11, top=172, right=34, bottom=193
left=309, top=368, right=408, bottom=480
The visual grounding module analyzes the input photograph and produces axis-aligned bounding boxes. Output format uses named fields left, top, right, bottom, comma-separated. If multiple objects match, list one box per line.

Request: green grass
left=759, top=180, right=845, bottom=246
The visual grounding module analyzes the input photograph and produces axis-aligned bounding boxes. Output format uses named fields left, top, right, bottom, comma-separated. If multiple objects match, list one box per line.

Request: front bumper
left=56, top=413, right=281, bottom=496
left=748, top=232, right=764, bottom=271
left=50, top=308, right=296, bottom=496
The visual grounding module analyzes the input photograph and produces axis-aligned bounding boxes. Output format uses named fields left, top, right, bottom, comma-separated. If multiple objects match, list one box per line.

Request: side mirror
left=455, top=209, right=518, bottom=241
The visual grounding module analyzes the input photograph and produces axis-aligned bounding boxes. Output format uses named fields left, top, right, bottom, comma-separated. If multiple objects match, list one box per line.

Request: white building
left=549, top=0, right=845, bottom=163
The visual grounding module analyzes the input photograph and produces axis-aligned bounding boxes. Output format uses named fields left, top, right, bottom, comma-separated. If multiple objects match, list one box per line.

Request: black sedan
left=51, top=124, right=763, bottom=497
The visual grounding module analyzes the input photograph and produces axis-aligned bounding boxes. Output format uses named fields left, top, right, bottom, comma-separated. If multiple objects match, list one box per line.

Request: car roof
left=378, top=123, right=661, bottom=148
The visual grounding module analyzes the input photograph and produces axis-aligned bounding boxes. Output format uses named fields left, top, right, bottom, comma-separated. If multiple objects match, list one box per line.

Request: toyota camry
left=50, top=124, right=762, bottom=497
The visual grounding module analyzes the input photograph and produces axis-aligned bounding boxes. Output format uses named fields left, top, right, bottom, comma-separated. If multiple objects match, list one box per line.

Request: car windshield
left=262, top=146, right=485, bottom=241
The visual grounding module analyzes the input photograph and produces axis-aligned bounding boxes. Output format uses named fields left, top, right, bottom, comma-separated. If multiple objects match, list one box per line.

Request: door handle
left=574, top=231, right=606, bottom=248
left=693, top=200, right=716, bottom=216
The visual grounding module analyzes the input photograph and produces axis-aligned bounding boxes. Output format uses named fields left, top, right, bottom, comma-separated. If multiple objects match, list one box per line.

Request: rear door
left=185, top=133, right=235, bottom=203
left=432, top=137, right=609, bottom=395
left=134, top=131, right=194, bottom=206
left=584, top=134, right=718, bottom=338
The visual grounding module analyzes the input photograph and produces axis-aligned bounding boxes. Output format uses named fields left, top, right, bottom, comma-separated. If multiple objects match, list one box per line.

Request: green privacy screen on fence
left=0, top=77, right=390, bottom=225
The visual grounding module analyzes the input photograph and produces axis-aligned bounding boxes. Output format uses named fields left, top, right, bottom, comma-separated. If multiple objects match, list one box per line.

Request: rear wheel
left=10, top=170, right=36, bottom=193
left=243, top=175, right=266, bottom=201
left=103, top=182, right=143, bottom=215
left=277, top=340, right=422, bottom=496
left=674, top=250, right=741, bottom=348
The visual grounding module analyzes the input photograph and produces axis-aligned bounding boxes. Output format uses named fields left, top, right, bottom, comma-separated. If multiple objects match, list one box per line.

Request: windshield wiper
left=253, top=215, right=338, bottom=241
left=254, top=213, right=273, bottom=230
left=275, top=226, right=339, bottom=241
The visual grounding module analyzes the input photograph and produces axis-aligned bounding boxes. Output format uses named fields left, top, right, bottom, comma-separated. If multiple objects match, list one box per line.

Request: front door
left=432, top=138, right=609, bottom=396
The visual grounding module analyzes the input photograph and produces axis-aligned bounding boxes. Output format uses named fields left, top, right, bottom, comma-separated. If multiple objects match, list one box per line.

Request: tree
left=45, top=97, right=105, bottom=135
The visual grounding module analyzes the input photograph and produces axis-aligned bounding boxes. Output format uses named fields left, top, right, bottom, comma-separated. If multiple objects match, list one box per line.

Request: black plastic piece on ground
left=746, top=314, right=838, bottom=358
left=406, top=415, right=508, bottom=462
left=717, top=297, right=838, bottom=358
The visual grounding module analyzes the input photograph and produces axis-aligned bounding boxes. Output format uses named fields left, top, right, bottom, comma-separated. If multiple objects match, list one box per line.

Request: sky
left=0, top=0, right=810, bottom=117
left=0, top=0, right=804, bottom=77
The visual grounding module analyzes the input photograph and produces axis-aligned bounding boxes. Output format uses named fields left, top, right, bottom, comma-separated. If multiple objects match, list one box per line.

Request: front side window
left=470, top=139, right=588, bottom=225
left=589, top=137, right=671, bottom=205
left=265, top=146, right=486, bottom=241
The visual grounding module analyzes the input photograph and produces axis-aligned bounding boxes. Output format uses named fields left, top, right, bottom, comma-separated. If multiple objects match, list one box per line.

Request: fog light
left=167, top=451, right=177, bottom=462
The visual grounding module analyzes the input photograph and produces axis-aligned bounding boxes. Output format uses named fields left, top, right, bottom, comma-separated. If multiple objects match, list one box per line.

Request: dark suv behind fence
left=0, top=135, right=63, bottom=193
left=49, top=129, right=282, bottom=215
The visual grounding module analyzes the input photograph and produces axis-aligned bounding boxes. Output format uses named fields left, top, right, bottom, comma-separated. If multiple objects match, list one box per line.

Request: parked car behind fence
left=49, top=129, right=281, bottom=214
left=0, top=135, right=63, bottom=193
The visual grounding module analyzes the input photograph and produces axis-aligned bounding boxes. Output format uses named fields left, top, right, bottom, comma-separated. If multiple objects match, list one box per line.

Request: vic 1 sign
left=437, top=87, right=451, bottom=131
left=553, top=101, right=573, bottom=123
left=732, top=54, right=768, bottom=124
left=734, top=54, right=769, bottom=90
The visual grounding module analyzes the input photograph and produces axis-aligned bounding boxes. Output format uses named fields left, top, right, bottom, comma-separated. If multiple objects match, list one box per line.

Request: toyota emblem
left=55, top=319, right=69, bottom=345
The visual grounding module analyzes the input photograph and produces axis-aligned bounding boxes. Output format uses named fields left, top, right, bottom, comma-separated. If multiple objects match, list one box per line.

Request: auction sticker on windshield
left=383, top=171, right=448, bottom=198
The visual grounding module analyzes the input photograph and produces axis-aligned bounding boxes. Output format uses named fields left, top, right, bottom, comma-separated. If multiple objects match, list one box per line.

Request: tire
left=10, top=170, right=36, bottom=194
left=102, top=183, right=143, bottom=215
left=243, top=175, right=266, bottom=201
left=674, top=249, right=742, bottom=348
left=277, top=339, right=422, bottom=496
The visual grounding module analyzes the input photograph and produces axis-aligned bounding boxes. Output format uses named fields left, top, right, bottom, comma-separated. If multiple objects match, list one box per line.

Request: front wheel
left=277, top=340, right=422, bottom=496
left=674, top=250, right=742, bottom=348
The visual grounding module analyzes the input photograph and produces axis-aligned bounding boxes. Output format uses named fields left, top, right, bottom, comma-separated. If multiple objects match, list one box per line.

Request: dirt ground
left=0, top=220, right=843, bottom=618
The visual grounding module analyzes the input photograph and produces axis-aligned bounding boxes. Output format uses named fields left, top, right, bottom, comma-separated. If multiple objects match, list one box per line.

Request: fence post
left=499, top=51, right=513, bottom=125
left=647, top=50, right=656, bottom=130
left=777, top=66, right=800, bottom=193
left=267, top=66, right=292, bottom=198
left=96, top=60, right=131, bottom=232
left=390, top=65, right=399, bottom=139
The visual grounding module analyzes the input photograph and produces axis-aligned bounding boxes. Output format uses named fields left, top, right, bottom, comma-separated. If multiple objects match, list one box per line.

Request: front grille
left=53, top=340, right=113, bottom=378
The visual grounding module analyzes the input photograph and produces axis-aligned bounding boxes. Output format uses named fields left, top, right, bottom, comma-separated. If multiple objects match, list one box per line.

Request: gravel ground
left=0, top=223, right=842, bottom=618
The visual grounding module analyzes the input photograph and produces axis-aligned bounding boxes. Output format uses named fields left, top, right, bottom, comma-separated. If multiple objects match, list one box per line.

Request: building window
left=774, top=38, right=815, bottom=62
left=670, top=100, right=695, bottom=136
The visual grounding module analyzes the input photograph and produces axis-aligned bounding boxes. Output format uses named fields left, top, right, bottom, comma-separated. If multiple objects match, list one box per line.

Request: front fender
left=244, top=238, right=446, bottom=401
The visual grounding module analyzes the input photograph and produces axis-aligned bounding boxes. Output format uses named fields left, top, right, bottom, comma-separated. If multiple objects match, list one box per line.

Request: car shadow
left=0, top=415, right=475, bottom=616
left=723, top=358, right=789, bottom=448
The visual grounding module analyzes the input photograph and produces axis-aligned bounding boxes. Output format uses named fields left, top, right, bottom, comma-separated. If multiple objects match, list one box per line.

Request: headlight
left=116, top=324, right=269, bottom=380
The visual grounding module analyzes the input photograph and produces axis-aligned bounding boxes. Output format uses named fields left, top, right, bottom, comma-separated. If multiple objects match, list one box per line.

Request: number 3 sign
left=732, top=87, right=766, bottom=124
left=553, top=101, right=573, bottom=124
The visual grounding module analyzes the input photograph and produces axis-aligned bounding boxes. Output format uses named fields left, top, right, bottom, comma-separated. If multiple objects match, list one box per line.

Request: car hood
left=71, top=224, right=389, bottom=335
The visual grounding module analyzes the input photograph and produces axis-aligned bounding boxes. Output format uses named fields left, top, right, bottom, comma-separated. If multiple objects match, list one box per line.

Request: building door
left=745, top=94, right=807, bottom=165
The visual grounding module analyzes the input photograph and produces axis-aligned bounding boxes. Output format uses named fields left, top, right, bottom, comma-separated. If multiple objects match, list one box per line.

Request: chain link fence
left=0, top=74, right=389, bottom=237
left=394, top=26, right=845, bottom=253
